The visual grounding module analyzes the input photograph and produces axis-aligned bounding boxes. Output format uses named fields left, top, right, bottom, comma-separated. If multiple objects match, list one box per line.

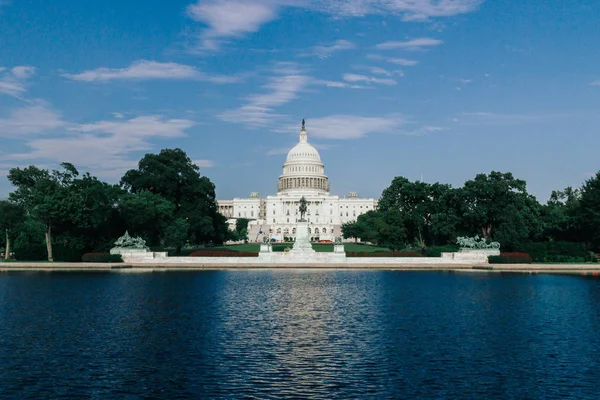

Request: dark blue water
left=1, top=271, right=600, bottom=399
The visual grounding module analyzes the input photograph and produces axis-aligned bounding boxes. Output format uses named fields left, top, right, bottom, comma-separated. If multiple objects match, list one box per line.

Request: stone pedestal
left=290, top=221, right=315, bottom=254
left=259, top=243, right=272, bottom=253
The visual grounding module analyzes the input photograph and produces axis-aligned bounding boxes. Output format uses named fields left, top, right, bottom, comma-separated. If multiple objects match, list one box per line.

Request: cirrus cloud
left=186, top=0, right=481, bottom=51
left=375, top=37, right=443, bottom=50
left=62, top=60, right=239, bottom=83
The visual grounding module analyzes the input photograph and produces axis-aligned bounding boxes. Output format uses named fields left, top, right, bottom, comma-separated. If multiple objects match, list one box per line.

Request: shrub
left=110, top=254, right=123, bottom=263
left=517, top=242, right=589, bottom=263
left=272, top=245, right=292, bottom=252
left=548, top=241, right=587, bottom=260
left=517, top=243, right=548, bottom=262
left=53, top=245, right=85, bottom=262
left=82, top=252, right=112, bottom=262
left=424, top=245, right=460, bottom=258
left=188, top=250, right=258, bottom=257
left=346, top=251, right=423, bottom=258
left=14, top=244, right=47, bottom=261
left=488, top=252, right=532, bottom=264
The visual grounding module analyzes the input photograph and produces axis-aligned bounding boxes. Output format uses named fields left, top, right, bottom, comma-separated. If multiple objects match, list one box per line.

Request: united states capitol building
left=218, top=122, right=377, bottom=242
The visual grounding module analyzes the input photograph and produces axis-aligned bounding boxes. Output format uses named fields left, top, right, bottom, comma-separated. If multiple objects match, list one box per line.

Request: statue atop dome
left=301, top=118, right=305, bottom=130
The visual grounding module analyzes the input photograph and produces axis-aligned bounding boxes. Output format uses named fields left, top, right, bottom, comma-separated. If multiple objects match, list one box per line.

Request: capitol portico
left=218, top=121, right=377, bottom=242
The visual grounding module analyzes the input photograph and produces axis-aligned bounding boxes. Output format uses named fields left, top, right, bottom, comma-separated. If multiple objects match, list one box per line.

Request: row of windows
left=287, top=165, right=321, bottom=173
left=271, top=228, right=334, bottom=234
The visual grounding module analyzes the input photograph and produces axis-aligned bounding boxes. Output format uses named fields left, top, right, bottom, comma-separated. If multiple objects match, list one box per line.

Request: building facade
left=218, top=123, right=377, bottom=242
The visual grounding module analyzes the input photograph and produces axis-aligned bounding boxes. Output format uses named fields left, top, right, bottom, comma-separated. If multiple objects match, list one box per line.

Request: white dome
left=277, top=123, right=330, bottom=195
left=285, top=140, right=322, bottom=163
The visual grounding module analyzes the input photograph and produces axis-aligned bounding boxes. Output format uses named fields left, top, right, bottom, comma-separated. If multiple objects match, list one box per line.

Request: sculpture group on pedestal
left=112, top=231, right=149, bottom=250
left=456, top=235, right=500, bottom=250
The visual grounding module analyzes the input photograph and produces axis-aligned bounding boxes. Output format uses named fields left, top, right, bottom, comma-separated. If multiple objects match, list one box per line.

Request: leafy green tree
left=162, top=218, right=191, bottom=250
left=0, top=201, right=26, bottom=260
left=378, top=177, right=454, bottom=248
left=459, top=171, right=542, bottom=248
left=341, top=221, right=362, bottom=242
left=580, top=172, right=600, bottom=250
left=235, top=218, right=249, bottom=242
left=58, top=172, right=124, bottom=251
left=119, top=191, right=175, bottom=246
left=8, top=163, right=78, bottom=261
left=541, top=187, right=582, bottom=242
left=349, top=210, right=406, bottom=250
left=120, top=148, right=227, bottom=245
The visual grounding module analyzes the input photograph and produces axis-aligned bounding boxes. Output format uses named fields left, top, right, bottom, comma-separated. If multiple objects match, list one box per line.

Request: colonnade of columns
left=278, top=176, right=329, bottom=191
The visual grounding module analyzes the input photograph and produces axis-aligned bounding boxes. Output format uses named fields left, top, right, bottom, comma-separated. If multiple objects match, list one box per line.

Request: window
left=287, top=218, right=289, bottom=223
left=273, top=210, right=275, bottom=215
left=273, top=219, right=276, bottom=223
left=251, top=211, right=254, bottom=217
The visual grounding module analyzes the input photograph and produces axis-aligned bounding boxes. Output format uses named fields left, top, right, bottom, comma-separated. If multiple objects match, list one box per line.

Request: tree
left=0, top=201, right=25, bottom=260
left=541, top=187, right=582, bottom=242
left=120, top=148, right=227, bottom=246
left=58, top=173, right=124, bottom=251
left=341, top=221, right=362, bottom=242
left=348, top=210, right=406, bottom=250
left=162, top=218, right=191, bottom=250
left=235, top=218, right=250, bottom=242
left=580, top=172, right=600, bottom=250
left=8, top=163, right=78, bottom=261
left=378, top=177, right=455, bottom=248
left=119, top=191, right=175, bottom=246
left=459, top=171, right=542, bottom=249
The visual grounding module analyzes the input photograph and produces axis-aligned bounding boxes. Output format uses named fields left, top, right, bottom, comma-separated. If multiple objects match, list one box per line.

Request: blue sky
left=1, top=0, right=599, bottom=201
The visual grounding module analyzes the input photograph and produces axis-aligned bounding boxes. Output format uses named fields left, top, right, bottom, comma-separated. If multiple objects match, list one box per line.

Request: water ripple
left=1, top=271, right=600, bottom=399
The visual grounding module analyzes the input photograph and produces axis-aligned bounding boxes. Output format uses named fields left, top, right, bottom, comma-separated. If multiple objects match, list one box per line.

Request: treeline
left=342, top=171, right=600, bottom=254
left=0, top=148, right=229, bottom=261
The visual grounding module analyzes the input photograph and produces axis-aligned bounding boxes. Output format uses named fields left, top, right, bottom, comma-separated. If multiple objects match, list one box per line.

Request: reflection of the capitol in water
left=214, top=270, right=388, bottom=395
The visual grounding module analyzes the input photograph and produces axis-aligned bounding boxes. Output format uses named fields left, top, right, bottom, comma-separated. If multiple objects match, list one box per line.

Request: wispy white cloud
left=219, top=64, right=311, bottom=126
left=5, top=111, right=202, bottom=179
left=343, top=73, right=396, bottom=85
left=0, top=66, right=37, bottom=97
left=187, top=0, right=279, bottom=51
left=266, top=147, right=291, bottom=156
left=193, top=159, right=216, bottom=168
left=186, top=1, right=481, bottom=51
left=0, top=104, right=65, bottom=137
left=278, top=114, right=405, bottom=140
left=375, top=37, right=443, bottom=50
left=307, top=0, right=482, bottom=20
left=308, top=39, right=355, bottom=58
left=354, top=66, right=404, bottom=77
left=455, top=112, right=569, bottom=126
left=387, top=58, right=419, bottom=66
left=313, top=79, right=370, bottom=89
left=62, top=60, right=238, bottom=83
left=591, top=80, right=600, bottom=86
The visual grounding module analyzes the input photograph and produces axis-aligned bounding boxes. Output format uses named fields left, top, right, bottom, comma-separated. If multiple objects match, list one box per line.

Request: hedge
left=81, top=253, right=123, bottom=263
left=14, top=244, right=47, bottom=261
left=54, top=245, right=85, bottom=262
left=489, top=252, right=533, bottom=264
left=188, top=250, right=258, bottom=257
left=424, top=245, right=460, bottom=258
left=346, top=251, right=423, bottom=258
left=517, top=241, right=590, bottom=262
